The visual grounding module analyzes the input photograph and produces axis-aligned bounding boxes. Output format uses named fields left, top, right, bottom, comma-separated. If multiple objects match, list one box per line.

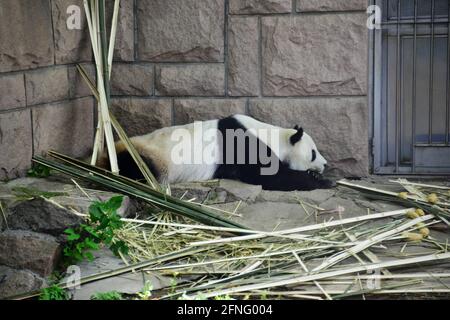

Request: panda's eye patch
left=311, top=150, right=316, bottom=162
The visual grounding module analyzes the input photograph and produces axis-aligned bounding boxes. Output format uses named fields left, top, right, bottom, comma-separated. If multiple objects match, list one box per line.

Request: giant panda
left=99, top=114, right=333, bottom=191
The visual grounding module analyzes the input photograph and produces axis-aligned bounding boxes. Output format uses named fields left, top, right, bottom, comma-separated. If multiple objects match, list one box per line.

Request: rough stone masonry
left=0, top=0, right=369, bottom=180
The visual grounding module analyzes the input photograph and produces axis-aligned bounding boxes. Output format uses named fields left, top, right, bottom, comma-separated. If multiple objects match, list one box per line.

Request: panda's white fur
left=102, top=115, right=331, bottom=191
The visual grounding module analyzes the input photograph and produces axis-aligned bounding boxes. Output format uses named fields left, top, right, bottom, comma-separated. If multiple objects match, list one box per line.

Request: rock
left=228, top=17, right=259, bottom=96
left=233, top=202, right=313, bottom=231
left=297, top=0, right=368, bottom=12
left=0, top=110, right=33, bottom=181
left=25, top=67, right=70, bottom=106
left=51, top=0, right=92, bottom=64
left=68, top=63, right=96, bottom=99
left=3, top=177, right=136, bottom=218
left=204, top=189, right=229, bottom=205
left=318, top=196, right=366, bottom=219
left=0, top=266, right=45, bottom=299
left=70, top=249, right=171, bottom=300
left=170, top=183, right=212, bottom=203
left=32, top=97, right=94, bottom=158
left=137, top=0, right=224, bottom=62
left=209, top=201, right=250, bottom=216
left=8, top=198, right=83, bottom=236
left=229, top=0, right=292, bottom=14
left=261, top=14, right=367, bottom=96
left=110, top=98, right=172, bottom=137
left=173, top=99, right=246, bottom=124
left=218, top=179, right=262, bottom=202
left=249, top=98, right=369, bottom=177
left=106, top=0, right=134, bottom=62
left=257, top=189, right=336, bottom=204
left=156, top=65, right=225, bottom=96
left=0, top=230, right=61, bottom=277
left=5, top=177, right=75, bottom=194
left=111, top=64, right=153, bottom=96
left=0, top=0, right=54, bottom=72
left=0, top=74, right=26, bottom=111
left=52, top=191, right=136, bottom=218
left=353, top=198, right=405, bottom=214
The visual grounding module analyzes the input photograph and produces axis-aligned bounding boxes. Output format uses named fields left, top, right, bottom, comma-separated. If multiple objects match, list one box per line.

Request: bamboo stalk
left=0, top=201, right=8, bottom=229
left=84, top=0, right=104, bottom=166
left=33, top=155, right=245, bottom=229
left=184, top=252, right=450, bottom=299
left=189, top=208, right=412, bottom=246
left=46, top=151, right=239, bottom=226
left=389, top=179, right=450, bottom=190
left=76, top=49, right=161, bottom=190
left=110, top=114, right=161, bottom=190
left=292, top=251, right=332, bottom=300
left=83, top=0, right=118, bottom=173
left=143, top=245, right=364, bottom=272
left=232, top=288, right=450, bottom=296
left=108, top=0, right=120, bottom=78
left=312, top=215, right=435, bottom=272
left=344, top=232, right=391, bottom=276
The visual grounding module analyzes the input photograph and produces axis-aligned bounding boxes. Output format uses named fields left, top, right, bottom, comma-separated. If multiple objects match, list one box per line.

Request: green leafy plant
left=91, top=291, right=123, bottom=300
left=39, top=285, right=69, bottom=300
left=136, top=281, right=153, bottom=300
left=27, top=164, right=51, bottom=178
left=63, top=196, right=129, bottom=263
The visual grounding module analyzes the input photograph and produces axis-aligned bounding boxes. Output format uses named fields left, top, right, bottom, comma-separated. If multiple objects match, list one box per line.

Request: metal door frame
left=370, top=0, right=450, bottom=175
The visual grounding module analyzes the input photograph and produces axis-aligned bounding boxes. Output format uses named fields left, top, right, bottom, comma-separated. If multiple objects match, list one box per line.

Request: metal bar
left=429, top=0, right=435, bottom=144
left=446, top=0, right=450, bottom=145
left=412, top=0, right=418, bottom=173
left=381, top=19, right=450, bottom=26
left=384, top=0, right=390, bottom=168
left=395, top=0, right=401, bottom=172
left=373, top=0, right=384, bottom=173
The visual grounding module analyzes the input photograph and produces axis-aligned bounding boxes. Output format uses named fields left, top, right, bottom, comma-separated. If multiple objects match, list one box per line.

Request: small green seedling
left=137, top=281, right=153, bottom=300
left=39, top=285, right=69, bottom=300
left=63, top=196, right=129, bottom=263
left=91, top=291, right=123, bottom=300
left=27, top=164, right=51, bottom=178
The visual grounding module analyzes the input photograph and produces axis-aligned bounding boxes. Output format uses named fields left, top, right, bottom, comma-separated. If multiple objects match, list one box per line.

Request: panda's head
left=286, top=125, right=327, bottom=174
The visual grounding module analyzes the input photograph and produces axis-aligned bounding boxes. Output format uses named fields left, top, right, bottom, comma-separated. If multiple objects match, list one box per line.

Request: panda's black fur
left=213, top=116, right=332, bottom=191
left=100, top=115, right=333, bottom=191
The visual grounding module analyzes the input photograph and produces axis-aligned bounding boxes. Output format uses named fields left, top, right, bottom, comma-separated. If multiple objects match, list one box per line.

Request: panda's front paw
left=319, top=179, right=335, bottom=189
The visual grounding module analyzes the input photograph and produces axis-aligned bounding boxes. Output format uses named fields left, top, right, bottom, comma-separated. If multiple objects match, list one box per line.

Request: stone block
left=137, top=0, right=224, bottom=62
left=249, top=98, right=369, bottom=177
left=0, top=110, right=32, bottom=181
left=0, top=0, right=54, bottom=72
left=32, top=98, right=94, bottom=157
left=110, top=98, right=172, bottom=137
left=261, top=14, right=368, bottom=96
left=156, top=65, right=225, bottom=96
left=228, top=17, right=259, bottom=96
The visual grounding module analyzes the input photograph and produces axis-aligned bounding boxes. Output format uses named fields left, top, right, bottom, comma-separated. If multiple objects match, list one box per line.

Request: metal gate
left=372, top=0, right=450, bottom=174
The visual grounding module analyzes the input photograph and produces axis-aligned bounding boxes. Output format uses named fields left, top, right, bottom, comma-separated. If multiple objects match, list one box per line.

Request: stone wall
left=0, top=0, right=369, bottom=180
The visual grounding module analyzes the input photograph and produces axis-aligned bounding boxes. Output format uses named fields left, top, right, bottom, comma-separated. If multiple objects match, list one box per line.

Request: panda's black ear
left=294, top=125, right=300, bottom=130
left=290, top=127, right=304, bottom=145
